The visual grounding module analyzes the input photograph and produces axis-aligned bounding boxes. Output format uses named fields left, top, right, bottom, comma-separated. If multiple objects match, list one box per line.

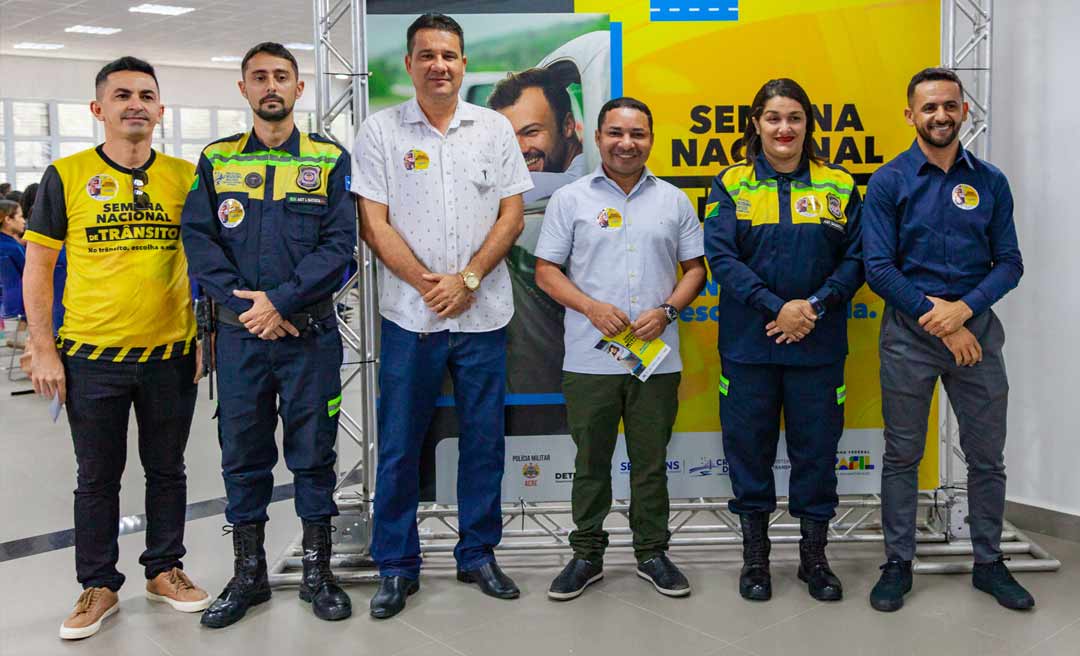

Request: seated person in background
left=0, top=199, right=27, bottom=346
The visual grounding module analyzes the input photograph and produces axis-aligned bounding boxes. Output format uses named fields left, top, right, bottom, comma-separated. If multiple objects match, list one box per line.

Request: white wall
left=992, top=1, right=1080, bottom=517
left=0, top=55, right=317, bottom=112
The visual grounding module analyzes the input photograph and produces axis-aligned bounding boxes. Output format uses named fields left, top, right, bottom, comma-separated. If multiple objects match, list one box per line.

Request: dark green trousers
left=563, top=371, right=681, bottom=565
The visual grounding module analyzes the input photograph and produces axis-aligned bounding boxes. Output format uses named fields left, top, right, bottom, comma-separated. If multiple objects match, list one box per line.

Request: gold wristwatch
left=460, top=270, right=481, bottom=292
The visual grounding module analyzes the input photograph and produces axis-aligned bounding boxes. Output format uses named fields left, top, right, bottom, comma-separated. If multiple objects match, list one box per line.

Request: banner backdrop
left=365, top=0, right=941, bottom=501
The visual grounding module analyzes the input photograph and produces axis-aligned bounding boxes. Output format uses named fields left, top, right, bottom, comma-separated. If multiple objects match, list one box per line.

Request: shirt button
left=631, top=296, right=638, bottom=303
left=628, top=245, right=636, bottom=252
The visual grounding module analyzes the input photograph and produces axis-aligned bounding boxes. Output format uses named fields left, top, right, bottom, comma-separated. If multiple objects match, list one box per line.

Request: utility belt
left=215, top=298, right=336, bottom=337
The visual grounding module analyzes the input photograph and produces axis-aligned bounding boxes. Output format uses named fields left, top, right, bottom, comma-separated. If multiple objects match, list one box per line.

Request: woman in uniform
left=703, top=78, right=863, bottom=602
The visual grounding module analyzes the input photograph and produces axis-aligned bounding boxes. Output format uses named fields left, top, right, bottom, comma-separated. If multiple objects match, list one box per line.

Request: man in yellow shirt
left=22, top=56, right=210, bottom=640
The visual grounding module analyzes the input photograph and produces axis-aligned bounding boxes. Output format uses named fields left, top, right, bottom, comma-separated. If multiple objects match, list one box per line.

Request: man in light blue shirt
left=535, top=97, right=706, bottom=601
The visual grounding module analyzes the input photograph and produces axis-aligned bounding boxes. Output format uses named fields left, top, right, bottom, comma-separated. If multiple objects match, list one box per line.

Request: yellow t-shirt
left=24, top=145, right=197, bottom=361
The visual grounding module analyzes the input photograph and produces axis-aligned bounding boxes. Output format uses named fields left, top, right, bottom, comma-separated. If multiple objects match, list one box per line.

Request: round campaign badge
left=85, top=174, right=118, bottom=201
left=952, top=184, right=980, bottom=210
left=597, top=207, right=623, bottom=229
left=795, top=194, right=820, bottom=218
left=403, top=148, right=430, bottom=171
left=217, top=198, right=245, bottom=229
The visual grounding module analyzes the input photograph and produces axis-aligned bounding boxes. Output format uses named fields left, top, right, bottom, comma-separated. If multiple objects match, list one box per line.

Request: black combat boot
left=201, top=523, right=272, bottom=628
left=797, top=518, right=843, bottom=601
left=299, top=521, right=352, bottom=621
left=739, top=512, right=771, bottom=601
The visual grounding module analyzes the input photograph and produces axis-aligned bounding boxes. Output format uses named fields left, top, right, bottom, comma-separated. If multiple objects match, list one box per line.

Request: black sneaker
left=972, top=558, right=1035, bottom=610
left=636, top=553, right=691, bottom=597
left=869, top=559, right=912, bottom=612
left=548, top=558, right=603, bottom=601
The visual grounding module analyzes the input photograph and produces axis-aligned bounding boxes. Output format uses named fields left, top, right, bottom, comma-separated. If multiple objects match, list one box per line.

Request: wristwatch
left=807, top=295, right=826, bottom=318
left=460, top=270, right=481, bottom=292
left=659, top=303, right=679, bottom=324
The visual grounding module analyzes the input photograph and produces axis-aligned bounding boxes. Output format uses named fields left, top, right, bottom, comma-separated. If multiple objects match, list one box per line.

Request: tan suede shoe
left=59, top=587, right=119, bottom=640
left=146, top=568, right=211, bottom=612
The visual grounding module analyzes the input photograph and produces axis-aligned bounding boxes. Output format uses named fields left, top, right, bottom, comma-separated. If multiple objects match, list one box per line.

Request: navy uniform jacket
left=181, top=127, right=355, bottom=318
left=862, top=140, right=1022, bottom=319
left=704, top=154, right=864, bottom=366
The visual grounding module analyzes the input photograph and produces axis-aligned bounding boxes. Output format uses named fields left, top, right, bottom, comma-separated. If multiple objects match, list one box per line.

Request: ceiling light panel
left=65, top=25, right=124, bottom=35
left=129, top=4, right=196, bottom=16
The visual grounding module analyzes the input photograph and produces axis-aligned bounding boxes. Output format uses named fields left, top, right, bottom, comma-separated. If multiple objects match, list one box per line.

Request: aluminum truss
left=269, top=0, right=1059, bottom=586
left=269, top=0, right=378, bottom=586
left=931, top=0, right=1059, bottom=574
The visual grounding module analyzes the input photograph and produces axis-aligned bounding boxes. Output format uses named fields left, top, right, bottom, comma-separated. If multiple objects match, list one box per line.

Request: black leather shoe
left=869, top=559, right=912, bottom=612
left=201, top=524, right=272, bottom=628
left=457, top=561, right=520, bottom=599
left=369, top=576, right=419, bottom=619
left=548, top=558, right=603, bottom=601
left=739, top=513, right=771, bottom=601
left=298, top=521, right=352, bottom=621
left=973, top=558, right=1035, bottom=610
left=797, top=519, right=843, bottom=601
left=636, top=553, right=691, bottom=597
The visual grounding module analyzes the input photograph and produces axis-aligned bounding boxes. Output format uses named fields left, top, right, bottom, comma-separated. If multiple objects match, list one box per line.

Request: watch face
left=464, top=272, right=480, bottom=290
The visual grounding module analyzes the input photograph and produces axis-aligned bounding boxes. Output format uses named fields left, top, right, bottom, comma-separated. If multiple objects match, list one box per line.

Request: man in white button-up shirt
left=535, top=98, right=706, bottom=601
left=350, top=13, right=533, bottom=620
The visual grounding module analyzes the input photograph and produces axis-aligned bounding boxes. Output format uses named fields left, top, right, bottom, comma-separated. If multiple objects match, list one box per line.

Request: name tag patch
left=821, top=218, right=846, bottom=233
left=285, top=193, right=328, bottom=206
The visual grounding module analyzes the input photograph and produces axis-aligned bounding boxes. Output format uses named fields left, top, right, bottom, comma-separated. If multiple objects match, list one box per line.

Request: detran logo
left=836, top=455, right=875, bottom=471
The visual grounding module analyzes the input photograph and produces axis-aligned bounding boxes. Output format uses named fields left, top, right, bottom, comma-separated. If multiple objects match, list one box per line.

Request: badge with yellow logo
left=951, top=184, right=980, bottom=210
left=217, top=198, right=245, bottom=229
left=86, top=174, right=118, bottom=201
left=597, top=207, right=623, bottom=229
left=403, top=148, right=430, bottom=171
left=794, top=194, right=820, bottom=218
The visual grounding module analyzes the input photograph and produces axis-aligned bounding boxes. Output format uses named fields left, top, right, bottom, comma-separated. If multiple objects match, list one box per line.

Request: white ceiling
left=0, top=0, right=325, bottom=72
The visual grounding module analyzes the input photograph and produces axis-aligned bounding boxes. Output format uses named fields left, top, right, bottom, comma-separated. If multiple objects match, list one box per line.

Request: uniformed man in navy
left=181, top=42, right=356, bottom=627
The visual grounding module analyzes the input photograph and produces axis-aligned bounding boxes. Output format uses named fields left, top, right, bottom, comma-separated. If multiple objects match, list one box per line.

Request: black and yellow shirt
left=25, top=145, right=197, bottom=361
left=703, top=154, right=864, bottom=366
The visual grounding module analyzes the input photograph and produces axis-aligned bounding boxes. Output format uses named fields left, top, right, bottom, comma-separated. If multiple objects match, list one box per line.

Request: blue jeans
left=372, top=319, right=507, bottom=578
left=64, top=353, right=197, bottom=591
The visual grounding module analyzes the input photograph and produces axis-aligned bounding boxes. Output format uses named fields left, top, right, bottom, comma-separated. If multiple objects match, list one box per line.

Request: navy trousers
left=719, top=357, right=846, bottom=522
left=215, top=320, right=342, bottom=525
left=372, top=319, right=506, bottom=579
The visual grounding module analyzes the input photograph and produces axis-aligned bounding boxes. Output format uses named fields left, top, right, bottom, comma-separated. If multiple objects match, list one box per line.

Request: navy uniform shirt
left=863, top=140, right=1022, bottom=319
left=181, top=127, right=355, bottom=317
left=704, top=154, right=864, bottom=366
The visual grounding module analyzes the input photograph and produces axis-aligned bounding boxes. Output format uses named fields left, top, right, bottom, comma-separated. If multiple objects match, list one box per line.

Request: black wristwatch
left=808, top=295, right=826, bottom=318
left=659, top=303, right=679, bottom=324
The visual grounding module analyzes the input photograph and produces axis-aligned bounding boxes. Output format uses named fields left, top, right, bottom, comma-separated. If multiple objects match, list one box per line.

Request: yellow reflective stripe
left=113, top=347, right=131, bottom=363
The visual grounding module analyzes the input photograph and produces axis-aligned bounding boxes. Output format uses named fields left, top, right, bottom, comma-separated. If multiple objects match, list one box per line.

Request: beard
left=255, top=97, right=293, bottom=122
left=916, top=119, right=960, bottom=148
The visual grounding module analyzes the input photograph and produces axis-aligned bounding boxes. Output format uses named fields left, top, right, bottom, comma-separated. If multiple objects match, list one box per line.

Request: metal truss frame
left=268, top=0, right=1059, bottom=587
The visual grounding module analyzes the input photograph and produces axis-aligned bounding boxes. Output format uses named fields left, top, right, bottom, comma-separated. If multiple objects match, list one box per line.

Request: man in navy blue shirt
left=863, top=68, right=1032, bottom=613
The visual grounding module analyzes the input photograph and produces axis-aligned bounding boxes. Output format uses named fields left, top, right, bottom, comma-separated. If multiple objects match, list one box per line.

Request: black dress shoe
left=973, top=558, right=1035, bottom=610
left=636, top=553, right=691, bottom=597
left=548, top=558, right=603, bottom=601
left=201, top=523, right=272, bottom=629
left=457, top=561, right=520, bottom=599
left=369, top=576, right=418, bottom=619
left=869, top=560, right=912, bottom=612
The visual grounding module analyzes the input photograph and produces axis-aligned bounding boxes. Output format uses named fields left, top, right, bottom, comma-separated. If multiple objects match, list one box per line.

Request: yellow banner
left=577, top=0, right=941, bottom=490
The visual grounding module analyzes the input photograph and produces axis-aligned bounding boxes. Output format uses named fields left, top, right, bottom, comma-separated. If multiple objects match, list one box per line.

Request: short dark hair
left=94, top=56, right=159, bottom=94
left=907, top=67, right=965, bottom=103
left=242, top=42, right=299, bottom=78
left=488, top=68, right=573, bottom=130
left=597, top=96, right=653, bottom=132
left=407, top=13, right=464, bottom=55
left=19, top=182, right=38, bottom=223
left=0, top=183, right=10, bottom=195
left=0, top=199, right=19, bottom=220
left=5, top=190, right=22, bottom=203
left=738, top=78, right=820, bottom=165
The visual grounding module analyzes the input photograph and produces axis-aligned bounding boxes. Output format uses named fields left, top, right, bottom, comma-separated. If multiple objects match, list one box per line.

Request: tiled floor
left=2, top=371, right=1078, bottom=656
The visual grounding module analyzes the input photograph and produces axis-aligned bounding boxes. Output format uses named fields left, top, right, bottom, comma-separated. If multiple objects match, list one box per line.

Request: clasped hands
left=585, top=301, right=667, bottom=341
left=919, top=296, right=981, bottom=366
left=766, top=300, right=818, bottom=344
left=233, top=289, right=299, bottom=340
left=419, top=272, right=474, bottom=319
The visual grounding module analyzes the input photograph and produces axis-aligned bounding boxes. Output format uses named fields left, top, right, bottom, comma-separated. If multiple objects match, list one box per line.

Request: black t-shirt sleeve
left=27, top=165, right=68, bottom=246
